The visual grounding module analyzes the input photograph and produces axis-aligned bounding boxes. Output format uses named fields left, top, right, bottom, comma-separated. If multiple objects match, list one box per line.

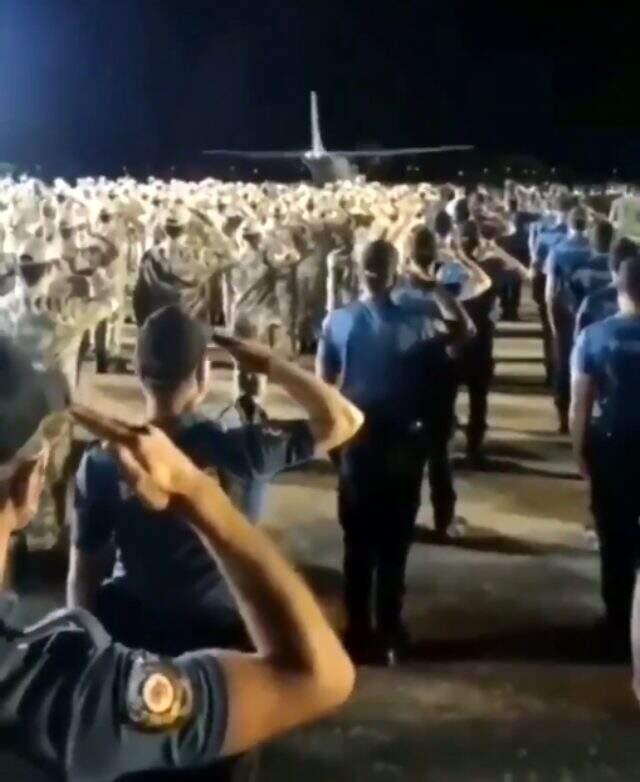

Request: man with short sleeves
left=575, top=237, right=638, bottom=336
left=571, top=255, right=640, bottom=652
left=318, top=240, right=470, bottom=665
left=0, top=337, right=355, bottom=780
left=531, top=192, right=575, bottom=384
left=68, top=305, right=363, bottom=653
left=545, top=206, right=593, bottom=432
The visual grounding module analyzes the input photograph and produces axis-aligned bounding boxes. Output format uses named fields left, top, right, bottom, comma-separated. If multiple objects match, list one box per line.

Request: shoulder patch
left=125, top=655, right=194, bottom=732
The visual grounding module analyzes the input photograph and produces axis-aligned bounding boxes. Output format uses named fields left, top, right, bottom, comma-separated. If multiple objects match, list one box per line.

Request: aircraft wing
left=202, top=150, right=309, bottom=159
left=330, top=145, right=474, bottom=158
left=202, top=145, right=473, bottom=159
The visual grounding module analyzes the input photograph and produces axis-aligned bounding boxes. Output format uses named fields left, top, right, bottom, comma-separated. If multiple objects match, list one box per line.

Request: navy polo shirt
left=575, top=284, right=618, bottom=336
left=73, top=412, right=314, bottom=619
left=317, top=294, right=442, bottom=424
left=532, top=222, right=568, bottom=273
left=0, top=592, right=229, bottom=780
left=572, top=314, right=640, bottom=436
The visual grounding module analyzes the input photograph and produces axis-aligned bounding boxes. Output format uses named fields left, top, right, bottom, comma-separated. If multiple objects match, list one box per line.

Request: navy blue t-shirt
left=0, top=592, right=229, bottom=781
left=532, top=222, right=568, bottom=273
left=317, top=294, right=444, bottom=425
left=73, top=413, right=314, bottom=619
left=572, top=314, right=640, bottom=436
left=575, top=284, right=618, bottom=337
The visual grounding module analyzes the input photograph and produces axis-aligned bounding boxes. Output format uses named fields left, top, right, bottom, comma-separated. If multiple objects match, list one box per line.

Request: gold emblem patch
left=125, top=656, right=194, bottom=732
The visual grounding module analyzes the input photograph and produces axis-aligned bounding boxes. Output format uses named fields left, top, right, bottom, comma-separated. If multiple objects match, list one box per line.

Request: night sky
left=1, top=0, right=639, bottom=178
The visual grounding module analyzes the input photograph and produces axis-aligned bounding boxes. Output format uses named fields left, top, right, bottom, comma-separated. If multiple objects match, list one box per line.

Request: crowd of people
left=2, top=172, right=640, bottom=778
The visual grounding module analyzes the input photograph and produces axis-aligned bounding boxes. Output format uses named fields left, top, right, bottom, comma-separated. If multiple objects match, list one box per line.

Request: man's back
left=575, top=283, right=618, bottom=335
left=566, top=252, right=612, bottom=315
left=573, top=314, right=640, bottom=435
left=319, top=297, right=439, bottom=419
left=74, top=412, right=314, bottom=623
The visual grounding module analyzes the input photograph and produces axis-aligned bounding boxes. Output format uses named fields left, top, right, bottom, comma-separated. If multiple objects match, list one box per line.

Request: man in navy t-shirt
left=531, top=192, right=575, bottom=385
left=571, top=254, right=640, bottom=652
left=318, top=240, right=470, bottom=665
left=68, top=305, right=363, bottom=654
left=545, top=207, right=593, bottom=432
left=575, top=237, right=639, bottom=337
left=0, top=337, right=355, bottom=780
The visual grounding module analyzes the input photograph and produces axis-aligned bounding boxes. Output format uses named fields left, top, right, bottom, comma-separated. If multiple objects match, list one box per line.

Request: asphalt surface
left=9, top=299, right=640, bottom=781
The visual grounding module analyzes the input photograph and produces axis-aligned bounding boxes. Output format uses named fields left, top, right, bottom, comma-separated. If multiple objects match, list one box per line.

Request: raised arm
left=70, top=405, right=356, bottom=759
left=213, top=332, right=363, bottom=456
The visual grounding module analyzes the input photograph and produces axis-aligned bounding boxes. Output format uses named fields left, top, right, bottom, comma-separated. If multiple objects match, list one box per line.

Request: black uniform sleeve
left=68, top=646, right=229, bottom=780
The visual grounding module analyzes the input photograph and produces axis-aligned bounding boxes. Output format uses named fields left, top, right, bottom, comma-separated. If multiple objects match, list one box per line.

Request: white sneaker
left=444, top=516, right=469, bottom=540
left=584, top=529, right=600, bottom=552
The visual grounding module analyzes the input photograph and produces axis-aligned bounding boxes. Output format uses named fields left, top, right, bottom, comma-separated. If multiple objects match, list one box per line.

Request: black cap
left=0, top=338, right=69, bottom=473
left=137, top=305, right=207, bottom=385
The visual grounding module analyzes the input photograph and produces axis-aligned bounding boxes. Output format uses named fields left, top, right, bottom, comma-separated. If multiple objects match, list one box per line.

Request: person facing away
left=0, top=337, right=355, bottom=781
left=448, top=219, right=528, bottom=463
left=495, top=198, right=534, bottom=321
left=545, top=206, right=593, bottom=433
left=68, top=305, right=363, bottom=656
left=571, top=254, right=640, bottom=656
left=393, top=225, right=476, bottom=538
left=564, top=219, right=614, bottom=315
left=575, top=237, right=639, bottom=337
left=317, top=239, right=470, bottom=666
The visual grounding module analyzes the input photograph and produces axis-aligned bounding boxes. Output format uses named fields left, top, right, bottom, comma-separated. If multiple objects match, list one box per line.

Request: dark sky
left=1, top=0, right=639, bottom=177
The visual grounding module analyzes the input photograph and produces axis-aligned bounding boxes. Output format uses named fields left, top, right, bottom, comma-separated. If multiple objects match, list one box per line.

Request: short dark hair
left=137, top=306, right=208, bottom=393
left=617, top=256, right=640, bottom=302
left=410, top=226, right=437, bottom=272
left=568, top=206, right=588, bottom=233
left=610, top=237, right=639, bottom=274
left=453, top=198, right=470, bottom=225
left=361, top=240, right=397, bottom=291
left=592, top=220, right=614, bottom=255
left=556, top=192, right=577, bottom=214
left=434, top=209, right=452, bottom=239
left=459, top=219, right=481, bottom=255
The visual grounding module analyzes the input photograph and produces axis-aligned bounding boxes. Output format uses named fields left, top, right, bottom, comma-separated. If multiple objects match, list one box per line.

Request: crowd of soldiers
left=4, top=172, right=640, bottom=776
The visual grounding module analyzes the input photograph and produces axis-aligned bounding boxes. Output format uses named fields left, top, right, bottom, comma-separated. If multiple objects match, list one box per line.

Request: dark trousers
left=500, top=272, right=522, bottom=321
left=532, top=273, right=553, bottom=385
left=337, top=420, right=428, bottom=637
left=588, top=431, right=640, bottom=636
left=427, top=363, right=458, bottom=530
left=95, top=318, right=109, bottom=374
left=428, top=440, right=457, bottom=532
left=552, top=324, right=573, bottom=426
left=457, top=333, right=495, bottom=456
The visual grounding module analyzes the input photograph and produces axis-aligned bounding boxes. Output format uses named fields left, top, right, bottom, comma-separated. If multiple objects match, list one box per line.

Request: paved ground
left=10, top=301, right=640, bottom=781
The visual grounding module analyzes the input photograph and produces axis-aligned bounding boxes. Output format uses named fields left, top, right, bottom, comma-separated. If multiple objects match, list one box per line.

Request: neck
left=364, top=288, right=390, bottom=302
left=145, top=397, right=190, bottom=424
left=618, top=294, right=640, bottom=316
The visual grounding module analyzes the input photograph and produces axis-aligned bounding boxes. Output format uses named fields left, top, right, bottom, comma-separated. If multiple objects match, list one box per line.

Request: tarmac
left=10, top=300, right=640, bottom=781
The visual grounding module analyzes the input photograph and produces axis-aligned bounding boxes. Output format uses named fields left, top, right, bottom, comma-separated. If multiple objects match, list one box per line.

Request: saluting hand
left=212, top=330, right=274, bottom=375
